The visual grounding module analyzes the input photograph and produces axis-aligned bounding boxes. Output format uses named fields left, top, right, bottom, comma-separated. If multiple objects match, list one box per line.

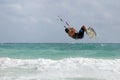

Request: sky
left=0, top=0, right=120, bottom=43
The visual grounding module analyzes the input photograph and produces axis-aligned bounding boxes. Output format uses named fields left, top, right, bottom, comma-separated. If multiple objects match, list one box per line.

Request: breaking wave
left=0, top=58, right=120, bottom=80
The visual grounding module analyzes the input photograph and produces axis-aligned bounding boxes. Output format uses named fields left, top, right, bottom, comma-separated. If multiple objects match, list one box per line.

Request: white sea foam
left=0, top=58, right=120, bottom=80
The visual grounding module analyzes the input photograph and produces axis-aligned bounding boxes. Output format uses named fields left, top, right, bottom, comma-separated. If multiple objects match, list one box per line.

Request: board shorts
left=72, top=27, right=84, bottom=39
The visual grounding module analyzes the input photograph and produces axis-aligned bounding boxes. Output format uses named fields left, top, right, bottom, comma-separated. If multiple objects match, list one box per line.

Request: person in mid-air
left=58, top=16, right=96, bottom=39
left=65, top=25, right=87, bottom=39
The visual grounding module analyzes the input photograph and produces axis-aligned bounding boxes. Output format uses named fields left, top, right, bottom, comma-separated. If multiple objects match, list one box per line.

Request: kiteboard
left=86, top=27, right=96, bottom=39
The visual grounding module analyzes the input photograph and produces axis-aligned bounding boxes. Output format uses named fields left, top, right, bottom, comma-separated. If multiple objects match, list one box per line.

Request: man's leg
left=81, top=25, right=87, bottom=32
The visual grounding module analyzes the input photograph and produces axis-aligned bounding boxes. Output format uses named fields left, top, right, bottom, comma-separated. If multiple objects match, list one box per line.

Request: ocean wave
left=0, top=57, right=120, bottom=80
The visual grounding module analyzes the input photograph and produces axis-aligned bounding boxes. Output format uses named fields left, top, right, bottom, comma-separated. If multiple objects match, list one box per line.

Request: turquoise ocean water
left=0, top=43, right=120, bottom=80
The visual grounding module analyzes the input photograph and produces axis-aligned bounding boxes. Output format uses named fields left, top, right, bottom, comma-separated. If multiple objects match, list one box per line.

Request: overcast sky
left=0, top=0, right=120, bottom=43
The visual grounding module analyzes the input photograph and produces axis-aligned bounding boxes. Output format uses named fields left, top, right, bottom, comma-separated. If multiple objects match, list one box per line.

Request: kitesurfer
left=65, top=25, right=87, bottom=39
